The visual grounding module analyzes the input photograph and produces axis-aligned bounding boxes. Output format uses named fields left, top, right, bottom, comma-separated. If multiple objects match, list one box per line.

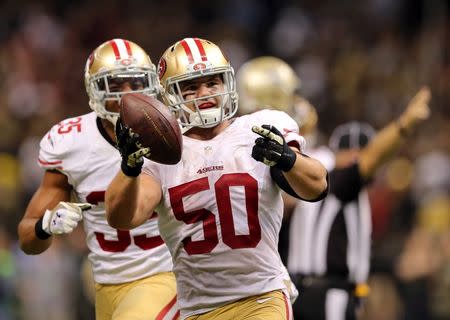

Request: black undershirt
left=96, top=117, right=116, bottom=148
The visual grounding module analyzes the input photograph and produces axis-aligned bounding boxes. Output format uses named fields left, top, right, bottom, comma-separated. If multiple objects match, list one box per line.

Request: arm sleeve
left=38, top=117, right=86, bottom=187
left=39, top=126, right=67, bottom=171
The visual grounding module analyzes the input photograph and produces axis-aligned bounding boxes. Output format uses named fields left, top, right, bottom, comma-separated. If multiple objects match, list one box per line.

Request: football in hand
left=120, top=93, right=182, bottom=165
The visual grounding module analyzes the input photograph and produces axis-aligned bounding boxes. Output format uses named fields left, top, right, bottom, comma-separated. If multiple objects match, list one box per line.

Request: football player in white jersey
left=236, top=55, right=335, bottom=216
left=105, top=38, right=329, bottom=320
left=236, top=56, right=321, bottom=304
left=17, top=39, right=179, bottom=320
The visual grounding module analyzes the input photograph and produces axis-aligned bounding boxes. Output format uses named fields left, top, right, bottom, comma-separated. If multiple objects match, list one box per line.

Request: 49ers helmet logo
left=193, top=62, right=206, bottom=70
left=158, top=58, right=167, bottom=79
left=87, top=53, right=95, bottom=69
left=120, top=58, right=132, bottom=66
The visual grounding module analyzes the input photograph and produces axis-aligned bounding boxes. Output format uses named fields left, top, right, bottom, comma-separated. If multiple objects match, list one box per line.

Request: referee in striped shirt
left=281, top=87, right=431, bottom=320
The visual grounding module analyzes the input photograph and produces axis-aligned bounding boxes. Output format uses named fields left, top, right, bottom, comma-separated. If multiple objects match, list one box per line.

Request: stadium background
left=0, top=0, right=448, bottom=319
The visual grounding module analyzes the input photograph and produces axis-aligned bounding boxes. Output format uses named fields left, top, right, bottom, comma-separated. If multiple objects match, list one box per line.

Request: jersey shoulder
left=39, top=112, right=96, bottom=169
left=241, top=109, right=299, bottom=133
left=238, top=110, right=304, bottom=151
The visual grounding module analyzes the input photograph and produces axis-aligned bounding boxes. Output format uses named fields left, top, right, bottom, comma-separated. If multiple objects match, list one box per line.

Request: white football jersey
left=143, top=109, right=304, bottom=318
left=38, top=112, right=173, bottom=284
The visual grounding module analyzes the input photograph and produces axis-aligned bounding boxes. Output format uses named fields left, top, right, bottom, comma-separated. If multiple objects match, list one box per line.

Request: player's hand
left=251, top=125, right=297, bottom=172
left=399, top=86, right=431, bottom=131
left=115, top=118, right=151, bottom=177
left=42, top=202, right=91, bottom=235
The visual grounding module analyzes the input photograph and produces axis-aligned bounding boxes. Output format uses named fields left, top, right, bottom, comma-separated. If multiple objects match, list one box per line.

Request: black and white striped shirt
left=283, top=161, right=372, bottom=284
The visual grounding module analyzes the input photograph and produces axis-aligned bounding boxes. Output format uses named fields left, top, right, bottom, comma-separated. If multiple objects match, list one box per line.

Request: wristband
left=277, top=148, right=297, bottom=172
left=121, top=160, right=143, bottom=177
left=35, top=216, right=51, bottom=240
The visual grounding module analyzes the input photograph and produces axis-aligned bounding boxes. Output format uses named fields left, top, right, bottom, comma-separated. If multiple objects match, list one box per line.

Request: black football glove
left=251, top=125, right=297, bottom=172
left=115, top=118, right=151, bottom=177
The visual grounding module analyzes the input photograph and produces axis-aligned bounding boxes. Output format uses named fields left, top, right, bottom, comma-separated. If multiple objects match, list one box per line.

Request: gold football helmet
left=292, top=96, right=318, bottom=136
left=158, top=38, right=238, bottom=129
left=84, top=38, right=160, bottom=124
left=236, top=56, right=300, bottom=115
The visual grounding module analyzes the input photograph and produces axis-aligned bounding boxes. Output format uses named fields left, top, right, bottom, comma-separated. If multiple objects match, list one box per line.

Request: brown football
left=120, top=93, right=182, bottom=165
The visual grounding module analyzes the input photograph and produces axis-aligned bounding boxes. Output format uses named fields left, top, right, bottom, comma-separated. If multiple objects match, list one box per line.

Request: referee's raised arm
left=285, top=87, right=431, bottom=320
left=358, top=87, right=431, bottom=179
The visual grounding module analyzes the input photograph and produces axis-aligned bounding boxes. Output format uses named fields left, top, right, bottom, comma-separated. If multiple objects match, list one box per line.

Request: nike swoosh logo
left=256, top=297, right=274, bottom=304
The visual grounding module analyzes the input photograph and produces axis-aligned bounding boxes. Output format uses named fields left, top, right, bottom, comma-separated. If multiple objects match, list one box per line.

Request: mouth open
left=198, top=102, right=215, bottom=110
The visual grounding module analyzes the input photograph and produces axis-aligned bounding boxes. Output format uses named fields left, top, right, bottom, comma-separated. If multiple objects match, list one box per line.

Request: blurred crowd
left=0, top=0, right=448, bottom=319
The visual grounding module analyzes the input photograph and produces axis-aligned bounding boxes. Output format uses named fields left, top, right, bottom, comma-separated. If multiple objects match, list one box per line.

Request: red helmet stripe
left=109, top=40, right=121, bottom=60
left=123, top=40, right=133, bottom=57
left=193, top=38, right=207, bottom=61
left=180, top=39, right=194, bottom=64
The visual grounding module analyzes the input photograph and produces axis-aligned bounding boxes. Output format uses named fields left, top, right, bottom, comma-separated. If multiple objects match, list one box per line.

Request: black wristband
left=121, top=160, right=143, bottom=177
left=277, top=147, right=297, bottom=172
left=35, top=216, right=51, bottom=240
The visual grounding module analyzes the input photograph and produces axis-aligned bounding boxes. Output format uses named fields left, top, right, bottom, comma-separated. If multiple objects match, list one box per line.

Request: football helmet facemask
left=84, top=39, right=160, bottom=124
left=158, top=38, right=238, bottom=129
left=236, top=56, right=300, bottom=115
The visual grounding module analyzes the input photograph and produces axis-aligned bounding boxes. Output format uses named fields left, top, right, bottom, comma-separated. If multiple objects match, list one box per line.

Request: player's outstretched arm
left=284, top=150, right=328, bottom=200
left=18, top=171, right=73, bottom=254
left=358, top=86, right=431, bottom=179
left=105, top=119, right=162, bottom=230
left=252, top=125, right=328, bottom=201
left=105, top=171, right=161, bottom=230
